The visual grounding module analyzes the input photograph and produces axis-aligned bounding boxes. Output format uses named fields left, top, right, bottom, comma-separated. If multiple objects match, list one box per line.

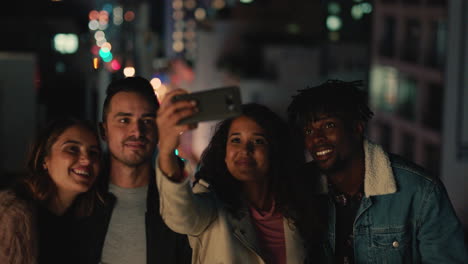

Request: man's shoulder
left=388, top=153, right=438, bottom=186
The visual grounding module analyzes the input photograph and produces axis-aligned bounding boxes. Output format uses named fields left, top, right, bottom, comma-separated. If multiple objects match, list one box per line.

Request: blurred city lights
left=124, top=11, right=135, bottom=22
left=96, top=39, right=107, bottom=47
left=53, top=34, right=79, bottom=54
left=185, top=0, right=197, bottom=9
left=351, top=5, right=364, bottom=20
left=173, top=31, right=184, bottom=40
left=173, top=41, right=184, bottom=52
left=361, top=3, right=373, bottom=13
left=111, top=60, right=121, bottom=71
left=103, top=4, right=113, bottom=14
left=173, top=10, right=184, bottom=20
left=186, top=20, right=196, bottom=28
left=328, top=2, right=341, bottom=14
left=240, top=0, right=254, bottom=3
left=326, top=16, right=342, bottom=31
left=173, top=0, right=183, bottom=9
left=98, top=23, right=108, bottom=30
left=184, top=31, right=196, bottom=40
left=194, top=8, right=206, bottom=20
left=93, top=57, right=99, bottom=69
left=99, top=10, right=109, bottom=21
left=88, top=20, right=99, bottom=31
left=101, top=42, right=112, bottom=52
left=102, top=53, right=113, bottom=62
left=212, top=0, right=226, bottom=9
left=91, top=45, right=100, bottom=55
left=99, top=48, right=111, bottom=59
left=150, top=78, right=162, bottom=90
left=113, top=6, right=123, bottom=25
left=123, top=67, right=136, bottom=77
left=175, top=21, right=185, bottom=30
left=94, top=31, right=105, bottom=41
left=89, top=10, right=99, bottom=20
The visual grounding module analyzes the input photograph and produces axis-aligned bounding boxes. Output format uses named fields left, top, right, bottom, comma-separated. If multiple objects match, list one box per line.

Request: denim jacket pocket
left=371, top=226, right=412, bottom=264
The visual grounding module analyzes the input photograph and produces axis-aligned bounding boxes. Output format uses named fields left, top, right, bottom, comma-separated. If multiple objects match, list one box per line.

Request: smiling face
left=44, top=125, right=101, bottom=195
left=102, top=91, right=157, bottom=167
left=303, top=113, right=363, bottom=173
left=224, top=116, right=270, bottom=183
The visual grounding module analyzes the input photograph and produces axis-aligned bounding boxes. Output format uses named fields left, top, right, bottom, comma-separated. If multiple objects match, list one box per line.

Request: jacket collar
left=362, top=140, right=397, bottom=197
left=317, top=139, right=397, bottom=197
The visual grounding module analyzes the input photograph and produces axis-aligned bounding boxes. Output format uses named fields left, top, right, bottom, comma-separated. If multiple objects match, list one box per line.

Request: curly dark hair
left=287, top=80, right=373, bottom=134
left=102, top=76, right=159, bottom=122
left=17, top=117, right=103, bottom=217
left=195, top=103, right=302, bottom=219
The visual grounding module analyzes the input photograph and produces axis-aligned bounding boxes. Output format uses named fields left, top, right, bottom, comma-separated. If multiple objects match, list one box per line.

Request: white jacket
left=155, top=163, right=306, bottom=264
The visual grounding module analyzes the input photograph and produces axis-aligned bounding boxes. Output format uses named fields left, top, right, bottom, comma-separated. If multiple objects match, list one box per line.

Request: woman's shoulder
left=0, top=189, right=35, bottom=220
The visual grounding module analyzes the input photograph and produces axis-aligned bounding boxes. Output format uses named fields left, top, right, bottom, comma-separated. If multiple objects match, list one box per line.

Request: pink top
left=249, top=203, right=286, bottom=264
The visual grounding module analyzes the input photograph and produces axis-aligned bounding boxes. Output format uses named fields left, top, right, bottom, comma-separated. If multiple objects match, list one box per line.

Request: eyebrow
left=62, top=140, right=100, bottom=149
left=228, top=132, right=266, bottom=137
left=62, top=140, right=81, bottom=146
left=113, top=112, right=156, bottom=118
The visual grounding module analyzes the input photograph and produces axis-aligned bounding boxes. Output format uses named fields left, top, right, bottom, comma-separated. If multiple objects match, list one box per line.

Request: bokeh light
left=88, top=10, right=99, bottom=20
left=124, top=11, right=135, bottom=22
left=88, top=20, right=99, bottom=30
left=326, top=15, right=342, bottom=31
left=123, top=67, right=136, bottom=77
left=101, top=42, right=112, bottom=52
left=93, top=57, right=99, bottom=69
left=172, top=41, right=184, bottom=52
left=150, top=78, right=162, bottom=90
left=53, top=34, right=79, bottom=54
left=194, top=8, right=206, bottom=20
left=111, top=60, right=121, bottom=71
left=212, top=0, right=226, bottom=9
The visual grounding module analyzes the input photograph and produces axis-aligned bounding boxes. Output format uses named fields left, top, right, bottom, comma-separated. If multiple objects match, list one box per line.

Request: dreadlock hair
left=286, top=80, right=374, bottom=260
left=195, top=103, right=301, bottom=220
left=287, top=80, right=373, bottom=134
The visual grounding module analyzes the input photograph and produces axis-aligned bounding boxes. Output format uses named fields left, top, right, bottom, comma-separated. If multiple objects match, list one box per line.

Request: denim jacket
left=321, top=140, right=467, bottom=263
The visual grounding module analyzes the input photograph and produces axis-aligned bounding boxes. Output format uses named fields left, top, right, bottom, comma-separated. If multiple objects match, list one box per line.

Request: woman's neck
left=48, top=190, right=78, bottom=216
left=243, top=181, right=273, bottom=211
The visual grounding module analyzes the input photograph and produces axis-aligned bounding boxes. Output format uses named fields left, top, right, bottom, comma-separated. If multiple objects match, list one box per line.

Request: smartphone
left=172, top=86, right=242, bottom=125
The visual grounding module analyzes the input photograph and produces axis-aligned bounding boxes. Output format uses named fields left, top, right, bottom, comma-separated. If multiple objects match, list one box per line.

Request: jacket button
left=392, top=241, right=399, bottom=248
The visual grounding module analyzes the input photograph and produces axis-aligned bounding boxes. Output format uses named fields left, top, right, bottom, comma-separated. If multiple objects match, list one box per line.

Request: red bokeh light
left=111, top=59, right=121, bottom=71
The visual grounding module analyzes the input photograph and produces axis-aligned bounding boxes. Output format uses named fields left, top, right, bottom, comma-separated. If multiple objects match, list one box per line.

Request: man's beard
left=317, top=156, right=350, bottom=175
left=110, top=151, right=152, bottom=168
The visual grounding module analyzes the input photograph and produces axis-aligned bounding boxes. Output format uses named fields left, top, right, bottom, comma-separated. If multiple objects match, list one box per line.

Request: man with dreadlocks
left=288, top=80, right=467, bottom=263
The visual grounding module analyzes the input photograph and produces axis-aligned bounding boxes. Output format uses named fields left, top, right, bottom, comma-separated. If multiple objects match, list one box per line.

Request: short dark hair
left=287, top=79, right=373, bottom=131
left=21, top=117, right=103, bottom=217
left=102, top=76, right=160, bottom=122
